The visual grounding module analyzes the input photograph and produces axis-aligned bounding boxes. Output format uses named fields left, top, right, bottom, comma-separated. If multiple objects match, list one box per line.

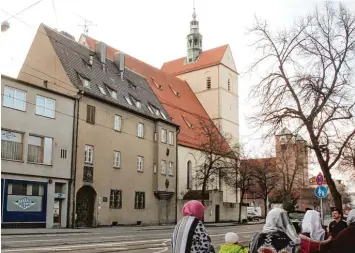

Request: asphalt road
left=1, top=224, right=263, bottom=253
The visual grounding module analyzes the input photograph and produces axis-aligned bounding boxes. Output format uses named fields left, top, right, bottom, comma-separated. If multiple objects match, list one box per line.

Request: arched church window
left=194, top=38, right=197, bottom=45
left=189, top=39, right=192, bottom=46
left=187, top=161, right=192, bottom=189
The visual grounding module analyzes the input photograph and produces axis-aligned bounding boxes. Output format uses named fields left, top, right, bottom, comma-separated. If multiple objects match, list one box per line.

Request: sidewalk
left=1, top=222, right=258, bottom=235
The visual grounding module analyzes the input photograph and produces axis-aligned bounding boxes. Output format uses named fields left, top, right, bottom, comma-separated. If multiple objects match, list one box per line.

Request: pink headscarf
left=182, top=200, right=205, bottom=220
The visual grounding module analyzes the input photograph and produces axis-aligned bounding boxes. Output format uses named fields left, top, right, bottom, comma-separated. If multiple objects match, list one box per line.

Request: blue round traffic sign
left=315, top=185, right=328, bottom=199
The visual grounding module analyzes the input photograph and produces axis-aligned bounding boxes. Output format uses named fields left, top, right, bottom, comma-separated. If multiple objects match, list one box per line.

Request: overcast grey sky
left=1, top=0, right=355, bottom=180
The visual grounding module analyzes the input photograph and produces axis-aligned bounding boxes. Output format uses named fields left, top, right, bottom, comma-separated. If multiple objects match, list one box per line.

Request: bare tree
left=191, top=120, right=235, bottom=206
left=252, top=158, right=279, bottom=217
left=248, top=2, right=355, bottom=211
left=339, top=137, right=355, bottom=179
left=224, top=151, right=255, bottom=223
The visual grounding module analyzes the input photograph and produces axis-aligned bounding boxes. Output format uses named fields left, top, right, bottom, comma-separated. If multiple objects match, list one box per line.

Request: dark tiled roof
left=43, top=25, right=171, bottom=123
left=84, top=35, right=228, bottom=150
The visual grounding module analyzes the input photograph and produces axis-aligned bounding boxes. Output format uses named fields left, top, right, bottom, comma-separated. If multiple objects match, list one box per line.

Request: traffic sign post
left=315, top=176, right=328, bottom=225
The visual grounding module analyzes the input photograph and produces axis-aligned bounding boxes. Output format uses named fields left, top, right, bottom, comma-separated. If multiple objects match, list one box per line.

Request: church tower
left=161, top=2, right=239, bottom=143
left=186, top=5, right=202, bottom=63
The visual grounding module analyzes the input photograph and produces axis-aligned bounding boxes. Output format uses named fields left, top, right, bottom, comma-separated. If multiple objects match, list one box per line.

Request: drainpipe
left=68, top=92, right=83, bottom=228
left=175, top=127, right=180, bottom=224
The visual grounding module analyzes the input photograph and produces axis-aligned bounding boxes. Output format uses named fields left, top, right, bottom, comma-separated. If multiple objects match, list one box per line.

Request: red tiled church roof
left=161, top=45, right=228, bottom=75
left=83, top=36, right=226, bottom=150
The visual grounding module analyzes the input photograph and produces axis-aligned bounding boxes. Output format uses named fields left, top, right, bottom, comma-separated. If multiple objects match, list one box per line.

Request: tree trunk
left=322, top=167, right=343, bottom=213
left=239, top=191, right=244, bottom=223
left=201, top=179, right=207, bottom=222
left=263, top=198, right=268, bottom=218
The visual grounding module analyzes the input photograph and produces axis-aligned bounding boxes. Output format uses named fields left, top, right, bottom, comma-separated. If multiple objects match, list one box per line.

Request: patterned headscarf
left=263, top=208, right=301, bottom=244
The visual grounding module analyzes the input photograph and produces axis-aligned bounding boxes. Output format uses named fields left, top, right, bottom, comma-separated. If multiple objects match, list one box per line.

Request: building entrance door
left=76, top=186, right=96, bottom=227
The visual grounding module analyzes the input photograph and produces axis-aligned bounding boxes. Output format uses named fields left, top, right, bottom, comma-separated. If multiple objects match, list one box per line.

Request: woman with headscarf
left=299, top=210, right=331, bottom=253
left=249, top=208, right=301, bottom=253
left=320, top=209, right=355, bottom=253
left=172, top=200, right=215, bottom=253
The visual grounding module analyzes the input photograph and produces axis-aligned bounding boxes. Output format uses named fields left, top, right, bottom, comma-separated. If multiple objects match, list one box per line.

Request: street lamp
left=1, top=21, right=10, bottom=32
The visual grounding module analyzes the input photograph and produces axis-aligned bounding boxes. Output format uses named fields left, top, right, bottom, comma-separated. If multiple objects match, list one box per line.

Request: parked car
left=288, top=210, right=306, bottom=233
left=247, top=207, right=262, bottom=221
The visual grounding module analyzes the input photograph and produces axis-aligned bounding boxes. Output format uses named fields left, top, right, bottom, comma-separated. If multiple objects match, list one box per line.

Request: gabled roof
left=161, top=45, right=228, bottom=76
left=276, top=127, right=293, bottom=136
left=42, top=25, right=170, bottom=123
left=82, top=35, right=225, bottom=150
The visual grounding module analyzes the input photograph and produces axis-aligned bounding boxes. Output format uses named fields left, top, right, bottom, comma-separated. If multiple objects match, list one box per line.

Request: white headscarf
left=302, top=210, right=325, bottom=240
left=263, top=208, right=301, bottom=244
left=347, top=209, right=355, bottom=226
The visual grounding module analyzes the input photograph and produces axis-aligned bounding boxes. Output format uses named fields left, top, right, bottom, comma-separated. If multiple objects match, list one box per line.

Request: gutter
left=175, top=127, right=180, bottom=224
left=69, top=92, right=83, bottom=228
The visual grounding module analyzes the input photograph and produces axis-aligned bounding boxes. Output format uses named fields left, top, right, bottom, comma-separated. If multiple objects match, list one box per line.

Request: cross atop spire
left=192, top=0, right=196, bottom=20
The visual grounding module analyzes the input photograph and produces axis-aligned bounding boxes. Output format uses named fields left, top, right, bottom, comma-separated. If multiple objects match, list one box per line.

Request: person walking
left=299, top=210, right=331, bottom=253
left=328, top=209, right=347, bottom=238
left=249, top=208, right=301, bottom=253
left=172, top=200, right=215, bottom=253
left=320, top=209, right=355, bottom=253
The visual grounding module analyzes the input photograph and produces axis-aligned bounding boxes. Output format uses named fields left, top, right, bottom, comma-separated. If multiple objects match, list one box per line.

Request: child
left=219, top=232, right=248, bottom=253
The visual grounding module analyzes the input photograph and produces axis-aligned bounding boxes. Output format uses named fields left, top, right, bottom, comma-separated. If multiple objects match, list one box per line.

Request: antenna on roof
left=76, top=13, right=97, bottom=36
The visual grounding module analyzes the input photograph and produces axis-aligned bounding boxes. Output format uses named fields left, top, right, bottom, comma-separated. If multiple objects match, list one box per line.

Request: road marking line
left=148, top=247, right=168, bottom=253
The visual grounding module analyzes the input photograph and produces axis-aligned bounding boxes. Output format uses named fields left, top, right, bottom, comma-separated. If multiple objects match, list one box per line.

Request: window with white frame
left=161, top=129, right=167, bottom=143
left=134, top=191, right=145, bottom=209
left=137, top=123, right=144, bottom=138
left=125, top=96, right=133, bottom=106
left=79, top=75, right=90, bottom=88
left=3, top=86, right=26, bottom=111
left=161, top=160, right=166, bottom=175
left=110, top=189, right=122, bottom=209
left=114, top=115, right=122, bottom=131
left=1, top=130, right=23, bottom=161
left=168, top=131, right=174, bottom=145
left=84, top=145, right=94, bottom=164
left=113, top=151, right=121, bottom=168
left=36, top=96, right=55, bottom=118
left=27, top=135, right=53, bottom=165
left=168, top=161, right=174, bottom=176
left=137, top=156, right=144, bottom=172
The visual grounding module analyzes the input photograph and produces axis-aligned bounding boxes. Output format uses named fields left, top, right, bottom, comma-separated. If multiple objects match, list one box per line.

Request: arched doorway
left=76, top=186, right=96, bottom=227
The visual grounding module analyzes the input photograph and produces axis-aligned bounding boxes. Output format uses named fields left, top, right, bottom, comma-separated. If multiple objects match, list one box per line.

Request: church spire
left=186, top=0, right=202, bottom=63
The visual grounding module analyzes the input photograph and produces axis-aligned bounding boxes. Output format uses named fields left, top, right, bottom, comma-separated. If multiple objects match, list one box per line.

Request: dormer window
left=125, top=96, right=133, bottom=106
left=160, top=111, right=167, bottom=120
left=182, top=116, right=192, bottom=128
left=169, top=85, right=181, bottom=97
left=228, top=79, right=231, bottom=91
left=106, top=86, right=118, bottom=99
left=98, top=86, right=107, bottom=95
left=152, top=78, right=163, bottom=90
left=127, top=79, right=137, bottom=90
left=136, top=100, right=142, bottom=109
left=147, top=104, right=154, bottom=114
left=79, top=75, right=90, bottom=88
left=206, top=77, right=211, bottom=89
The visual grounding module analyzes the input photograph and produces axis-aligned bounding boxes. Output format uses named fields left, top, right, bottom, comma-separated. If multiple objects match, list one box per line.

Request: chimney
left=114, top=52, right=125, bottom=80
left=95, top=41, right=106, bottom=64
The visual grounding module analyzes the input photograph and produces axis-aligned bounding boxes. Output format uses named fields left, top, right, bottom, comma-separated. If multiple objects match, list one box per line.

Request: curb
left=1, top=231, right=92, bottom=236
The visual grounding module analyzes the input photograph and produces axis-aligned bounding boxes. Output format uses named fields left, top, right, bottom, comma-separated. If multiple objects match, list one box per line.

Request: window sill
left=137, top=136, right=144, bottom=139
left=27, top=162, right=53, bottom=167
left=161, top=141, right=167, bottom=144
left=1, top=158, right=24, bottom=163
left=109, top=207, right=122, bottom=209
left=84, top=162, right=93, bottom=166
left=113, top=166, right=121, bottom=169
left=86, top=121, right=95, bottom=125
left=137, top=170, right=144, bottom=173
left=114, top=129, right=122, bottom=132
left=35, top=113, right=55, bottom=119
left=3, top=105, right=26, bottom=112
